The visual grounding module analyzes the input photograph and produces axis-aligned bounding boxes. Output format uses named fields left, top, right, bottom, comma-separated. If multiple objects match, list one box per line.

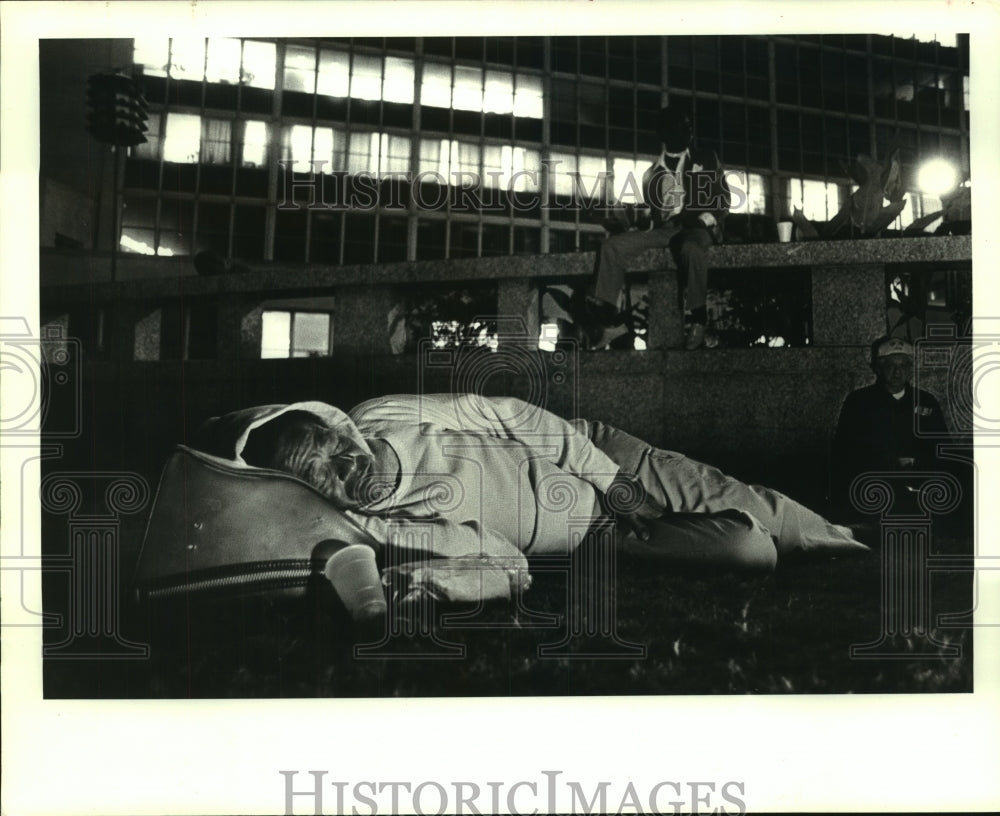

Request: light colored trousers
left=594, top=223, right=713, bottom=312
left=574, top=420, right=867, bottom=571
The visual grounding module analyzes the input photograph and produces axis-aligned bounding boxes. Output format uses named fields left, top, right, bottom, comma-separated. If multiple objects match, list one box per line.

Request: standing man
left=592, top=105, right=730, bottom=350
left=831, top=336, right=950, bottom=516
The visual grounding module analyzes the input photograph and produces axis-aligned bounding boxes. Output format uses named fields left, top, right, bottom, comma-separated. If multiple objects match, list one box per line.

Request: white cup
left=323, top=544, right=387, bottom=621
left=777, top=221, right=794, bottom=243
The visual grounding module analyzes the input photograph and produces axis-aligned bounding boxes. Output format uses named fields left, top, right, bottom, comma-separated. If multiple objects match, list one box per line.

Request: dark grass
left=44, top=524, right=974, bottom=699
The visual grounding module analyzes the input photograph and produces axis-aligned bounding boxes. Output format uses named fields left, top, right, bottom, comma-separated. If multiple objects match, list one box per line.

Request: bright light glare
left=917, top=158, right=958, bottom=197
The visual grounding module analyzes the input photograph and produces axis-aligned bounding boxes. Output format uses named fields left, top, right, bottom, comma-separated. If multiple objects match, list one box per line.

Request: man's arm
left=833, top=391, right=879, bottom=469
left=349, top=509, right=523, bottom=561
left=685, top=147, right=730, bottom=237
left=351, top=394, right=621, bottom=493
left=915, top=390, right=952, bottom=467
left=348, top=511, right=531, bottom=600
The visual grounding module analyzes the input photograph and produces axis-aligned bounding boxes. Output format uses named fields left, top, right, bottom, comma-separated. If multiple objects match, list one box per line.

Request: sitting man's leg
left=575, top=419, right=868, bottom=558
left=593, top=224, right=680, bottom=309
left=620, top=509, right=778, bottom=573
left=670, top=227, right=714, bottom=349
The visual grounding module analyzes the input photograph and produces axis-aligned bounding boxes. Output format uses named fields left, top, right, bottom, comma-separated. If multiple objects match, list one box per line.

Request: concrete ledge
left=41, top=234, right=972, bottom=301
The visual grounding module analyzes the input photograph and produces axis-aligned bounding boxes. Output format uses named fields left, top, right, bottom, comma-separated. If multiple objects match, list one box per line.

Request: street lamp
left=916, top=157, right=959, bottom=198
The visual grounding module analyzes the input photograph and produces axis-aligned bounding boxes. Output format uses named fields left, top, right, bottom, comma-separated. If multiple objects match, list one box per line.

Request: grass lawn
left=44, top=523, right=974, bottom=698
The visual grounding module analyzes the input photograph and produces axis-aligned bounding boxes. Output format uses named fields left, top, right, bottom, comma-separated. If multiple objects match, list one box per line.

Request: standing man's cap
left=876, top=337, right=914, bottom=358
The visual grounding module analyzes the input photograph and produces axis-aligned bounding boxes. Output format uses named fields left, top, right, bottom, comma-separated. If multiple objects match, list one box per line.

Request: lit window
left=281, top=124, right=339, bottom=171
left=282, top=124, right=312, bottom=167
left=313, top=127, right=336, bottom=170
left=611, top=157, right=644, bottom=204
left=242, top=120, right=269, bottom=167
left=548, top=152, right=578, bottom=197
left=419, top=138, right=477, bottom=181
left=169, top=37, right=207, bottom=82
left=452, top=65, right=484, bottom=111
left=162, top=113, right=202, bottom=164
left=514, top=148, right=541, bottom=192
left=729, top=172, right=768, bottom=215
left=963, top=75, right=970, bottom=111
left=346, top=131, right=410, bottom=177
left=483, top=70, right=514, bottom=114
left=290, top=312, right=331, bottom=357
left=317, top=49, right=350, bottom=97
left=420, top=63, right=453, bottom=108
left=454, top=142, right=480, bottom=179
left=513, top=74, right=544, bottom=119
left=133, top=37, right=169, bottom=77
left=261, top=311, right=332, bottom=358
left=206, top=38, right=242, bottom=84
left=346, top=132, right=375, bottom=176
left=550, top=152, right=609, bottom=200
left=242, top=40, right=276, bottom=89
left=896, top=197, right=918, bottom=229
left=120, top=234, right=170, bottom=256
left=418, top=63, right=540, bottom=118
left=380, top=133, right=411, bottom=175
left=261, top=311, right=291, bottom=357
left=131, top=112, right=161, bottom=160
left=284, top=45, right=316, bottom=93
left=894, top=192, right=945, bottom=231
left=921, top=194, right=943, bottom=217
left=789, top=178, right=841, bottom=222
left=201, top=119, right=232, bottom=165
left=482, top=145, right=541, bottom=191
left=419, top=138, right=449, bottom=177
left=483, top=145, right=504, bottom=186
left=383, top=57, right=415, bottom=104
left=350, top=54, right=384, bottom=101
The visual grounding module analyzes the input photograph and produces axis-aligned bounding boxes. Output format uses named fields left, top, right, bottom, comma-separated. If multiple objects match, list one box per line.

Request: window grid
left=123, top=34, right=969, bottom=263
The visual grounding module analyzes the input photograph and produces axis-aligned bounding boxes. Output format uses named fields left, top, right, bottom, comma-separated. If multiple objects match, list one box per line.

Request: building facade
left=110, top=35, right=969, bottom=265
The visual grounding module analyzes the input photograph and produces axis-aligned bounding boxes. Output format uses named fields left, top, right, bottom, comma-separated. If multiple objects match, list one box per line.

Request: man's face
left=317, top=432, right=375, bottom=509
left=660, top=122, right=691, bottom=153
left=876, top=353, right=913, bottom=393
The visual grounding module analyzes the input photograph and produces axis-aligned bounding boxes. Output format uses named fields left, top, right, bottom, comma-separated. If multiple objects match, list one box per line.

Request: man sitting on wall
left=589, top=105, right=731, bottom=350
left=831, top=336, right=950, bottom=517
left=196, top=394, right=867, bottom=601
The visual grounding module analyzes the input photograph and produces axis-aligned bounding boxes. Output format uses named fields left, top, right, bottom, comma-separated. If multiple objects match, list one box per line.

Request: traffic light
left=86, top=72, right=148, bottom=147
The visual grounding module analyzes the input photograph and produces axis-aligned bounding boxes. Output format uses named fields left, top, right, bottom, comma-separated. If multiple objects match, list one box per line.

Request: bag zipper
left=143, top=560, right=314, bottom=600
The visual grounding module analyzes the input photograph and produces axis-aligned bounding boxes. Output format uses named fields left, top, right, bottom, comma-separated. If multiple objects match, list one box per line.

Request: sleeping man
left=196, top=394, right=867, bottom=604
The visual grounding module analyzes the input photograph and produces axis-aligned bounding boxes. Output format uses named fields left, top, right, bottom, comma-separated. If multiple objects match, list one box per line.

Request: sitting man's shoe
left=684, top=323, right=706, bottom=350
left=581, top=296, right=627, bottom=349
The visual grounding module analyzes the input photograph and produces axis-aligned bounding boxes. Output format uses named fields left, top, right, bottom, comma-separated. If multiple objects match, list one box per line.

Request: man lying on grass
left=197, top=394, right=868, bottom=603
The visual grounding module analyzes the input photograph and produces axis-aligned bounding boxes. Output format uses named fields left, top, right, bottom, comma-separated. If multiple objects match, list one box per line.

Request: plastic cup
left=777, top=221, right=794, bottom=243
left=323, top=544, right=387, bottom=621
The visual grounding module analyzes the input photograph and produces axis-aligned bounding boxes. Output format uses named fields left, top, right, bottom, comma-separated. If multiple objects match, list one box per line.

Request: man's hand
left=605, top=472, right=661, bottom=541
left=617, top=511, right=651, bottom=542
